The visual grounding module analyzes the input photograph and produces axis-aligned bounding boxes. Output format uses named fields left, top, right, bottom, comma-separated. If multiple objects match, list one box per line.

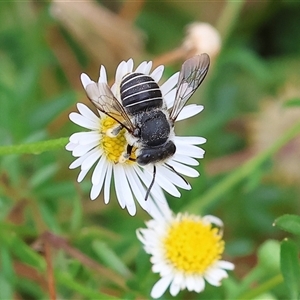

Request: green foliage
left=275, top=214, right=300, bottom=236
left=1, top=1, right=300, bottom=299
left=280, top=240, right=300, bottom=299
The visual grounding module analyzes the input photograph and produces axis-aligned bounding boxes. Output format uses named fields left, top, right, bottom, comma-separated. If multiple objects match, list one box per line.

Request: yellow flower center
left=163, top=215, right=225, bottom=274
left=100, top=116, right=136, bottom=164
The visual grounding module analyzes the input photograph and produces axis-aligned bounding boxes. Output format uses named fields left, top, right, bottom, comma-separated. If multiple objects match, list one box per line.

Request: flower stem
left=0, top=137, right=69, bottom=156
left=184, top=120, right=300, bottom=213
left=237, top=274, right=283, bottom=299
left=216, top=0, right=245, bottom=45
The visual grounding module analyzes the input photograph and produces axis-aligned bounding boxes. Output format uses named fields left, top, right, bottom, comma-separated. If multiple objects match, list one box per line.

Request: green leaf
left=257, top=240, right=281, bottom=273
left=55, top=272, right=118, bottom=299
left=284, top=98, right=300, bottom=107
left=38, top=202, right=61, bottom=234
left=0, top=273, right=13, bottom=300
left=92, top=240, right=132, bottom=278
left=29, top=163, right=58, bottom=188
left=70, top=195, right=82, bottom=233
left=274, top=214, right=300, bottom=236
left=29, top=91, right=76, bottom=129
left=1, top=246, right=15, bottom=282
left=0, top=232, right=45, bottom=271
left=280, top=239, right=300, bottom=299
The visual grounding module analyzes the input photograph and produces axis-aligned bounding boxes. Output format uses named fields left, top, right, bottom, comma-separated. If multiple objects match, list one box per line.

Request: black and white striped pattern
left=120, top=73, right=163, bottom=115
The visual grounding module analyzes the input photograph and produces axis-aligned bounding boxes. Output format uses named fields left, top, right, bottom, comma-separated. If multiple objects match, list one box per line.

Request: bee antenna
left=145, top=165, right=156, bottom=201
left=165, top=163, right=188, bottom=185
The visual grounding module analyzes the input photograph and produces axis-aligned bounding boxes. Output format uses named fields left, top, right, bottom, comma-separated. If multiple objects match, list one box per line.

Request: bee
left=84, top=53, right=210, bottom=200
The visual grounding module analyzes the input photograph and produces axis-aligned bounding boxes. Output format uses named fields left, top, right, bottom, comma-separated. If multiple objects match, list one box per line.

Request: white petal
left=172, top=153, right=199, bottom=166
left=81, top=149, right=101, bottom=171
left=215, top=260, right=235, bottom=270
left=113, top=165, right=126, bottom=209
left=77, top=103, right=100, bottom=123
left=127, top=204, right=136, bottom=216
left=205, top=267, right=228, bottom=286
left=143, top=166, right=181, bottom=198
left=72, top=142, right=98, bottom=157
left=77, top=168, right=90, bottom=182
left=80, top=73, right=93, bottom=89
left=115, top=61, right=127, bottom=85
left=173, top=272, right=184, bottom=285
left=126, top=58, right=134, bottom=73
left=135, top=61, right=147, bottom=73
left=66, top=142, right=76, bottom=151
left=104, top=163, right=112, bottom=204
left=151, top=183, right=172, bottom=213
left=164, top=88, right=177, bottom=109
left=147, top=194, right=172, bottom=221
left=157, top=165, right=191, bottom=189
left=69, top=112, right=99, bottom=130
left=175, top=143, right=205, bottom=158
left=115, top=165, right=136, bottom=215
left=161, top=72, right=179, bottom=96
left=170, top=281, right=180, bottom=296
left=133, top=166, right=163, bottom=202
left=147, top=199, right=164, bottom=221
left=91, top=155, right=107, bottom=185
left=176, top=104, right=204, bottom=121
left=136, top=228, right=146, bottom=244
left=194, top=276, right=205, bottom=293
left=98, top=65, right=107, bottom=83
left=150, top=65, right=164, bottom=83
left=69, top=152, right=88, bottom=169
left=90, top=182, right=103, bottom=200
left=151, top=275, right=173, bottom=299
left=143, top=61, right=153, bottom=75
left=125, top=167, right=147, bottom=211
left=167, top=160, right=199, bottom=177
left=186, top=275, right=195, bottom=291
left=69, top=132, right=97, bottom=145
left=202, top=215, right=223, bottom=227
left=175, top=136, right=206, bottom=145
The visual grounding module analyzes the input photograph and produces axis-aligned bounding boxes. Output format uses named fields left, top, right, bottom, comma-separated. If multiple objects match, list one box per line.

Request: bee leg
left=119, top=144, right=133, bottom=163
left=126, top=144, right=133, bottom=157
left=106, top=124, right=123, bottom=137
left=145, top=165, right=156, bottom=201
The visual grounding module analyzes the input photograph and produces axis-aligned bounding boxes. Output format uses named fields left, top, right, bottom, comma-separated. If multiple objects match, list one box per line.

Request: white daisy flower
left=137, top=201, right=234, bottom=298
left=66, top=57, right=208, bottom=215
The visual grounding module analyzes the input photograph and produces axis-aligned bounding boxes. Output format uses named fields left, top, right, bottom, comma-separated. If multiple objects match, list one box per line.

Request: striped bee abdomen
left=120, top=73, right=163, bottom=115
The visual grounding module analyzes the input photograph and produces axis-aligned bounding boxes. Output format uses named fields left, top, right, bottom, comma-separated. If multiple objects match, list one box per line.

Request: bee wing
left=85, top=82, right=135, bottom=133
left=169, top=53, right=210, bottom=123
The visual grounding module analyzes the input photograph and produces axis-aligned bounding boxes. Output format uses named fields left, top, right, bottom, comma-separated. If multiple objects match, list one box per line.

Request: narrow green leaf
left=70, top=195, right=82, bottom=233
left=29, top=91, right=76, bottom=129
left=0, top=232, right=45, bottom=271
left=274, top=214, right=300, bottom=236
left=92, top=240, right=132, bottom=278
left=284, top=98, right=300, bottom=107
left=29, top=163, right=58, bottom=188
left=55, top=272, right=118, bottom=299
left=257, top=240, right=281, bottom=273
left=38, top=202, right=61, bottom=234
left=0, top=274, right=13, bottom=300
left=0, top=137, right=69, bottom=156
left=1, top=246, right=15, bottom=282
left=280, top=239, right=300, bottom=299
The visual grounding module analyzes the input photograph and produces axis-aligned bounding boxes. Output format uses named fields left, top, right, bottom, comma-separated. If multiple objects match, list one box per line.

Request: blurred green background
left=1, top=1, right=300, bottom=299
